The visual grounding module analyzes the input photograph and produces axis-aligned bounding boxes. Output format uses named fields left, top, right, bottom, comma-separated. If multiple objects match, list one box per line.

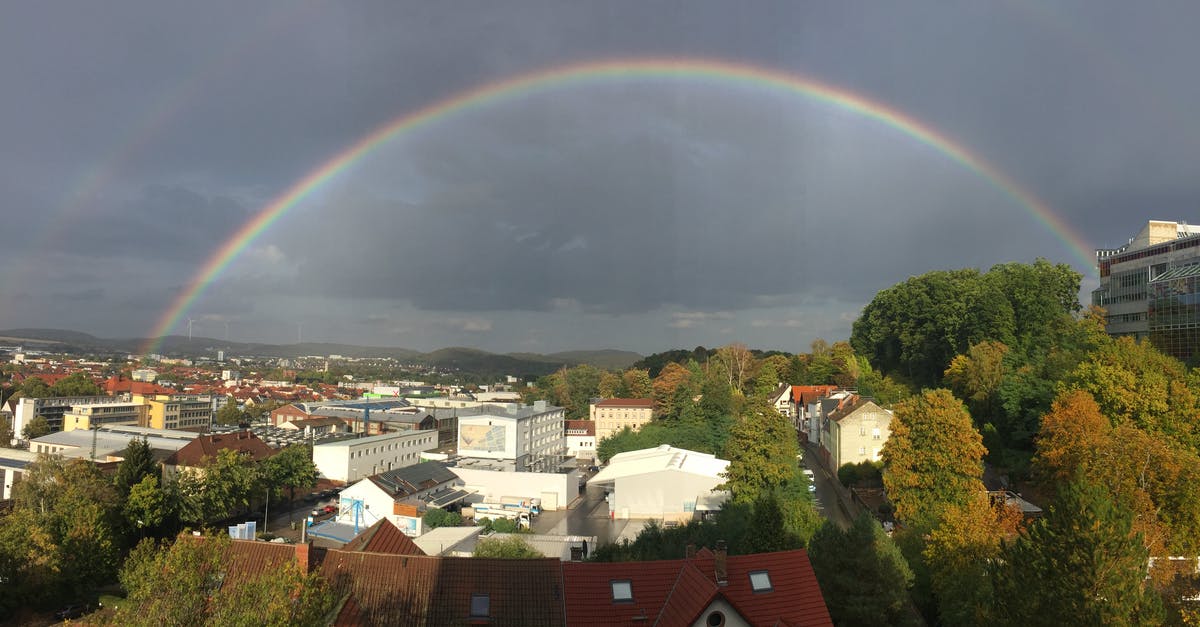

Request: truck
left=464, top=503, right=531, bottom=529
left=500, top=496, right=541, bottom=516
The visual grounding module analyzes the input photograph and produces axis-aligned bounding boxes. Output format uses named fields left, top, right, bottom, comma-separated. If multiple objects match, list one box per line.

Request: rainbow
left=141, top=57, right=1093, bottom=355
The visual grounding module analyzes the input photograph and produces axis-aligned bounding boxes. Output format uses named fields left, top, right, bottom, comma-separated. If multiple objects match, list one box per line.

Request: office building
left=1093, top=220, right=1200, bottom=360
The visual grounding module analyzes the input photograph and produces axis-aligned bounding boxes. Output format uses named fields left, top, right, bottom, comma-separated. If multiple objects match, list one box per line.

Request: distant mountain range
left=0, top=328, right=642, bottom=377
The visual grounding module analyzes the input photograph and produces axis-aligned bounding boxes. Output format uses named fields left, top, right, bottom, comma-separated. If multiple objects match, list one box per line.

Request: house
left=277, top=416, right=345, bottom=438
left=819, top=394, right=893, bottom=471
left=792, top=385, right=838, bottom=441
left=590, top=398, right=654, bottom=441
left=768, top=382, right=792, bottom=418
left=565, top=419, right=596, bottom=460
left=324, top=461, right=466, bottom=538
left=589, top=445, right=730, bottom=522
left=214, top=533, right=832, bottom=626
left=161, top=430, right=276, bottom=479
left=561, top=544, right=832, bottom=626
left=312, top=429, right=439, bottom=483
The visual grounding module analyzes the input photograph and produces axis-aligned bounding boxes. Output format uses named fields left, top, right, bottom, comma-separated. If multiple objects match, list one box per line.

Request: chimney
left=295, top=540, right=312, bottom=574
left=714, top=540, right=728, bottom=586
left=686, top=543, right=696, bottom=559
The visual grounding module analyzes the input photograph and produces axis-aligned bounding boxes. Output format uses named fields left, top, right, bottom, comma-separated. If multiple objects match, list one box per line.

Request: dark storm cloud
left=4, top=1, right=1200, bottom=350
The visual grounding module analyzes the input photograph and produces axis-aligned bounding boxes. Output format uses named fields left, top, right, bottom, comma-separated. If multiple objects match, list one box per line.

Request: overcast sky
left=2, top=2, right=1197, bottom=354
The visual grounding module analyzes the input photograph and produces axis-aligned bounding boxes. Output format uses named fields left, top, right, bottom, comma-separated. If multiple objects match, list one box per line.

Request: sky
left=2, top=2, right=1199, bottom=355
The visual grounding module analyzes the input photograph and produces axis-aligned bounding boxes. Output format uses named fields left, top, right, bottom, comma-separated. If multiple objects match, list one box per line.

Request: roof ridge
left=654, top=559, right=719, bottom=626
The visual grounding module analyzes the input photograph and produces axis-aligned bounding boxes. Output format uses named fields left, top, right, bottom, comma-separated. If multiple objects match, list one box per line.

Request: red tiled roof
left=593, top=398, right=654, bottom=408
left=342, top=519, right=426, bottom=556
left=164, top=431, right=276, bottom=467
left=791, top=386, right=837, bottom=405
left=564, top=420, right=595, bottom=436
left=562, top=549, right=832, bottom=627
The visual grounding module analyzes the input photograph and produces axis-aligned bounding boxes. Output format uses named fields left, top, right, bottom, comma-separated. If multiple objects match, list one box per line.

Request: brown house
left=162, top=431, right=276, bottom=478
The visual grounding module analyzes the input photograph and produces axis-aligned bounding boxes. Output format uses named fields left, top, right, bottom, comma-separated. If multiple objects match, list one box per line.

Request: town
left=1, top=221, right=1199, bottom=624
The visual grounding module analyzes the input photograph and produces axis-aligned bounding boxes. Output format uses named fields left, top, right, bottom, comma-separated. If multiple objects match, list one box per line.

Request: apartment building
left=10, top=395, right=128, bottom=444
left=313, top=429, right=439, bottom=483
left=589, top=398, right=654, bottom=441
left=456, top=401, right=565, bottom=472
left=135, top=393, right=213, bottom=431
left=62, top=402, right=148, bottom=432
left=819, top=394, right=893, bottom=470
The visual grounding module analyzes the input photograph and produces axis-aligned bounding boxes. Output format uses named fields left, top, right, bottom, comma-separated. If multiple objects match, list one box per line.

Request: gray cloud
left=2, top=2, right=1199, bottom=352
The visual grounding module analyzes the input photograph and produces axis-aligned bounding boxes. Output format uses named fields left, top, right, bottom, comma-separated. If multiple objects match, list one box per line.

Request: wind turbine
left=187, top=318, right=196, bottom=341
left=224, top=320, right=230, bottom=341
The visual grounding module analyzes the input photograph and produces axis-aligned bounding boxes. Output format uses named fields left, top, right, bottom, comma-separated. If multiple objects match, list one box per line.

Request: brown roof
left=342, top=519, right=426, bottom=556
left=565, top=420, right=595, bottom=436
left=163, top=431, right=276, bottom=467
left=827, top=395, right=878, bottom=423
left=320, top=552, right=566, bottom=627
left=593, top=398, right=654, bottom=408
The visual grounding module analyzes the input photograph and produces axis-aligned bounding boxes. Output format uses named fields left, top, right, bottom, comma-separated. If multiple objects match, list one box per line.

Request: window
left=749, top=570, right=773, bottom=592
left=872, top=427, right=881, bottom=440
left=859, top=446, right=866, bottom=455
left=611, top=580, right=633, bottom=603
left=470, top=593, right=489, bottom=618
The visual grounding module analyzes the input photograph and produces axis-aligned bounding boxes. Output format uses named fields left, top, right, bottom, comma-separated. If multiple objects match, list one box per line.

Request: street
left=804, top=443, right=854, bottom=529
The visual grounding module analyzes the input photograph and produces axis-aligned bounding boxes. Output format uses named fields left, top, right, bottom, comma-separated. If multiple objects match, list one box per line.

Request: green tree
left=19, top=377, right=52, bottom=399
left=110, top=534, right=335, bottom=626
left=721, top=399, right=797, bottom=505
left=262, top=443, right=317, bottom=509
left=114, top=437, right=159, bottom=496
left=423, top=507, right=462, bottom=529
left=474, top=535, right=542, bottom=558
left=882, top=389, right=986, bottom=530
left=125, top=475, right=170, bottom=537
left=597, top=370, right=623, bottom=398
left=808, top=515, right=916, bottom=626
left=943, top=340, right=1009, bottom=424
left=49, top=372, right=101, bottom=397
left=621, top=368, right=653, bottom=399
left=21, top=415, right=50, bottom=441
left=994, top=479, right=1163, bottom=626
left=214, top=398, right=244, bottom=426
left=178, top=448, right=262, bottom=524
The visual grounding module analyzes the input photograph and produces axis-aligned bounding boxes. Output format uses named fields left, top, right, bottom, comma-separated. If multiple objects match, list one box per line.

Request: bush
left=422, top=508, right=462, bottom=530
left=838, top=460, right=883, bottom=488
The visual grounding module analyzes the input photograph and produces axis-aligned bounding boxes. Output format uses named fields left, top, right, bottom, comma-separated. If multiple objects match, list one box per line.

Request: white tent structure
left=589, top=445, right=730, bottom=523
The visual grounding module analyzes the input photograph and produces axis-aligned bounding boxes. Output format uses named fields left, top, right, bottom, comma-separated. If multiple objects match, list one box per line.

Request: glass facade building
left=1148, top=264, right=1200, bottom=363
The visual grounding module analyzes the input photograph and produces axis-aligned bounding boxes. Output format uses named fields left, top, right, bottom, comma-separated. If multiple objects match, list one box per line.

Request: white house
left=588, top=445, right=730, bottom=523
left=334, top=461, right=464, bottom=536
left=565, top=419, right=596, bottom=461
left=313, top=429, right=438, bottom=483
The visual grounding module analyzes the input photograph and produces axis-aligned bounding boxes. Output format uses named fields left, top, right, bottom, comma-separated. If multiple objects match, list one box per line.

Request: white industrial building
left=450, top=463, right=577, bottom=512
left=11, top=395, right=129, bottom=445
left=456, top=401, right=565, bottom=472
left=589, top=445, right=731, bottom=523
left=328, top=461, right=465, bottom=538
left=313, top=429, right=439, bottom=483
left=28, top=424, right=198, bottom=461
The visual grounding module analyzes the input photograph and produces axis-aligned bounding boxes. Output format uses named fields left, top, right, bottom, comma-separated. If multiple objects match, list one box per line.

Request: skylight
left=749, top=570, right=773, bottom=593
left=611, top=579, right=633, bottom=602
left=470, top=593, right=490, bottom=618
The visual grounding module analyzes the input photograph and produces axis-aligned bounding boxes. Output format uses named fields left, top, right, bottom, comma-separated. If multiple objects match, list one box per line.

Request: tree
left=49, top=372, right=101, bottom=397
left=110, top=534, right=335, bottom=626
left=125, top=475, right=171, bottom=537
left=721, top=399, right=797, bottom=505
left=597, top=371, right=623, bottom=398
left=621, top=368, right=653, bottom=399
left=214, top=399, right=244, bottom=426
left=19, top=377, right=52, bottom=399
left=651, top=362, right=692, bottom=417
left=994, top=479, right=1163, bottom=626
left=423, top=507, right=462, bottom=530
left=179, top=448, right=262, bottom=524
left=21, top=415, right=50, bottom=441
left=474, top=535, right=542, bottom=558
left=943, top=340, right=1009, bottom=424
left=710, top=343, right=755, bottom=393
left=262, top=444, right=317, bottom=508
left=114, top=437, right=159, bottom=496
left=808, top=516, right=915, bottom=626
left=923, top=494, right=1022, bottom=626
left=882, top=389, right=986, bottom=530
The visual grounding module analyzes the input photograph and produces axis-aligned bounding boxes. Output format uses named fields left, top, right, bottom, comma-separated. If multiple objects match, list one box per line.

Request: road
left=803, top=443, right=854, bottom=529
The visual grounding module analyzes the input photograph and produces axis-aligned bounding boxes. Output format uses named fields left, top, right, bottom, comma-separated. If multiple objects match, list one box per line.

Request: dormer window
left=749, top=570, right=773, bottom=593
left=611, top=579, right=633, bottom=603
left=470, top=593, right=490, bottom=618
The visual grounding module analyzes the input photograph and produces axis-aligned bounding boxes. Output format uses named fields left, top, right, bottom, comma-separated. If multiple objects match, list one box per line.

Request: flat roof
left=314, top=429, right=437, bottom=448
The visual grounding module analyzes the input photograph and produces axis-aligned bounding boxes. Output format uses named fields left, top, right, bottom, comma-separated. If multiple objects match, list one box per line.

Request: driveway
left=533, top=481, right=631, bottom=546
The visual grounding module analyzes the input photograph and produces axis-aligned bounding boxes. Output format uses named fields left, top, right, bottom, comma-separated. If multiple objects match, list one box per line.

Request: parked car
left=54, top=604, right=92, bottom=620
left=311, top=504, right=337, bottom=517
